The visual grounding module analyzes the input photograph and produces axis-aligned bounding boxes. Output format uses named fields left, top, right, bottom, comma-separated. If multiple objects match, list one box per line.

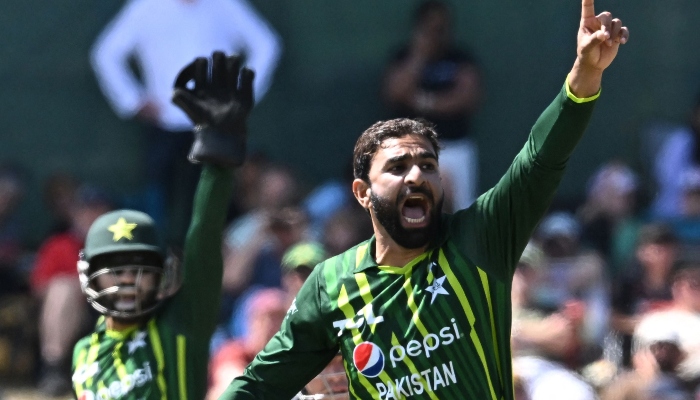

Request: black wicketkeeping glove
left=171, top=51, right=255, bottom=168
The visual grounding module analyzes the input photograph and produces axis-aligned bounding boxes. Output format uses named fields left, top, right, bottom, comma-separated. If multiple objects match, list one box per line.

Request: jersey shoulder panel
left=72, top=334, right=93, bottom=367
left=315, top=239, right=374, bottom=308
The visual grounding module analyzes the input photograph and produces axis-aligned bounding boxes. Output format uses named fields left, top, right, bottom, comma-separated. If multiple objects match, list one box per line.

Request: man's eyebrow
left=418, top=152, right=437, bottom=161
left=385, top=152, right=437, bottom=164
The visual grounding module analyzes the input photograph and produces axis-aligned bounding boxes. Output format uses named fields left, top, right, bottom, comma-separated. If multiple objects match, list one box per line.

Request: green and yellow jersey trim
left=177, top=335, right=187, bottom=400
left=565, top=74, right=601, bottom=103
left=148, top=319, right=168, bottom=400
left=438, top=249, right=498, bottom=400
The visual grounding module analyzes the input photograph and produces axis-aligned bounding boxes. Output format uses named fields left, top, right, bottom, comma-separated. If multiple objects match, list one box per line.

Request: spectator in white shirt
left=90, top=0, right=281, bottom=244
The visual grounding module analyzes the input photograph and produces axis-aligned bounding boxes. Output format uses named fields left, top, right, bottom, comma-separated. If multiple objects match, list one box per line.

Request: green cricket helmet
left=78, top=209, right=181, bottom=320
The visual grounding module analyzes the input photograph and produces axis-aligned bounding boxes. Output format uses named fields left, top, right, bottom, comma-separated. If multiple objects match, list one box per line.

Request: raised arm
left=168, top=52, right=255, bottom=335
left=452, top=0, right=629, bottom=277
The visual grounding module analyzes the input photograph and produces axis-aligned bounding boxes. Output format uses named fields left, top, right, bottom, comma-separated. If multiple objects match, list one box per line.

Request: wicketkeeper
left=71, top=51, right=254, bottom=400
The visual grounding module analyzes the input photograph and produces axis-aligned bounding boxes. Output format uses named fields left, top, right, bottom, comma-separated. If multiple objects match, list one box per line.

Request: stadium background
left=1, top=0, right=699, bottom=248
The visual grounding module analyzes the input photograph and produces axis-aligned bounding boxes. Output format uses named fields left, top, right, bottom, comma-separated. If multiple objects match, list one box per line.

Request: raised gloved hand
left=172, top=51, right=255, bottom=167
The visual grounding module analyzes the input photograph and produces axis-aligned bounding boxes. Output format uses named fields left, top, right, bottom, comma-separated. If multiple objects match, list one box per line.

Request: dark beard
left=370, top=187, right=442, bottom=249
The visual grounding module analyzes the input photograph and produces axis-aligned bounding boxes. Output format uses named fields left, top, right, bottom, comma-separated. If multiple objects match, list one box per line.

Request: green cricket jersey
left=221, top=82, right=598, bottom=400
left=71, top=165, right=233, bottom=400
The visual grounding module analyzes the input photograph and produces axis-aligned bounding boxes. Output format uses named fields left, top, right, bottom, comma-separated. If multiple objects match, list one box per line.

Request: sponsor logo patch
left=353, top=341, right=385, bottom=378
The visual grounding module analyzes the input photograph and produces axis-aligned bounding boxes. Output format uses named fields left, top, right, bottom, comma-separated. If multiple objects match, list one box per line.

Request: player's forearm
left=219, top=376, right=303, bottom=400
left=468, top=83, right=597, bottom=273
left=181, top=164, right=233, bottom=328
left=527, top=81, right=597, bottom=168
left=185, top=166, right=233, bottom=249
left=568, top=59, right=603, bottom=99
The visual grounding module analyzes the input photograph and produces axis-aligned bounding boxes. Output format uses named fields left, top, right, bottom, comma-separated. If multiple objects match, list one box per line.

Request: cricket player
left=221, top=1, right=629, bottom=399
left=71, top=51, right=254, bottom=400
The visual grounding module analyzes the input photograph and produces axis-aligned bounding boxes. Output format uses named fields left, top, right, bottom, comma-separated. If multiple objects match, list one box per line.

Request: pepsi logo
left=78, top=391, right=95, bottom=400
left=352, top=341, right=385, bottom=377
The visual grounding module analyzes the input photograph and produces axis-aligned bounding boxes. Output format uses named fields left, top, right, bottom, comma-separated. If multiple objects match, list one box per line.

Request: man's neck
left=106, top=316, right=139, bottom=332
left=373, top=231, right=428, bottom=266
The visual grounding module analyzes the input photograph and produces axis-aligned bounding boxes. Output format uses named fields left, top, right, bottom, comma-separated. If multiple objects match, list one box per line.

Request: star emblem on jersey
left=128, top=331, right=147, bottom=354
left=425, top=276, right=449, bottom=304
left=108, top=217, right=138, bottom=241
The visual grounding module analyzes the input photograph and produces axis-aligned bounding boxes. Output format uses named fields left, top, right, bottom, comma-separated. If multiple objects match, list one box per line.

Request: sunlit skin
left=352, top=134, right=443, bottom=267
left=95, top=268, right=158, bottom=331
left=569, top=0, right=629, bottom=98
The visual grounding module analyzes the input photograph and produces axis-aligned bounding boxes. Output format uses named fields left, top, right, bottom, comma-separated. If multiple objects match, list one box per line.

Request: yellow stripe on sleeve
left=177, top=335, right=187, bottom=400
left=148, top=320, right=168, bottom=400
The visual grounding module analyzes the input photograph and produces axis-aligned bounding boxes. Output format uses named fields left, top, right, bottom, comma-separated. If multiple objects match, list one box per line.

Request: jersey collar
left=353, top=214, right=450, bottom=274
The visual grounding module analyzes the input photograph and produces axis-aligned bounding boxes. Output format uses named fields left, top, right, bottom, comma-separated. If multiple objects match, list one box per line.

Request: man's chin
left=391, top=228, right=432, bottom=249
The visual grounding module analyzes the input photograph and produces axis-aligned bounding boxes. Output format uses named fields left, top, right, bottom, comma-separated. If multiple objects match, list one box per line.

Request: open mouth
left=114, top=287, right=139, bottom=311
left=114, top=296, right=137, bottom=311
left=401, top=194, right=430, bottom=226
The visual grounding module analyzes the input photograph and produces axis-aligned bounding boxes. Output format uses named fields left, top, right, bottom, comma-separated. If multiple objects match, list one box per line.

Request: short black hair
left=352, top=118, right=440, bottom=182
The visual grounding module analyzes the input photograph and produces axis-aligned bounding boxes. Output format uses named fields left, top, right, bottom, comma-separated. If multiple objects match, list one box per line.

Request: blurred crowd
left=510, top=154, right=700, bottom=400
left=5, top=132, right=700, bottom=400
left=2, top=0, right=700, bottom=399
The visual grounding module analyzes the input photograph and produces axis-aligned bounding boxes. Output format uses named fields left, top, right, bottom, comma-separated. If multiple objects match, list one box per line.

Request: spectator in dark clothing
left=0, top=165, right=27, bottom=294
left=41, top=173, right=79, bottom=236
left=666, top=166, right=700, bottom=245
left=578, top=160, right=642, bottom=278
left=611, top=223, right=678, bottom=367
left=383, top=0, right=482, bottom=212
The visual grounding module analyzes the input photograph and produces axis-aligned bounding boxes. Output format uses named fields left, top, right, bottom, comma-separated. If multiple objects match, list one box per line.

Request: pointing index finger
left=582, top=0, right=595, bottom=19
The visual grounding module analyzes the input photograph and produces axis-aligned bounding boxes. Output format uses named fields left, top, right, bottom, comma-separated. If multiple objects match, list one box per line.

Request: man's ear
left=352, top=178, right=371, bottom=210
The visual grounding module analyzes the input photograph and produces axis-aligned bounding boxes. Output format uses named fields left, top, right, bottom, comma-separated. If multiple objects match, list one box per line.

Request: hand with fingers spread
left=172, top=51, right=255, bottom=168
left=569, top=0, right=629, bottom=97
